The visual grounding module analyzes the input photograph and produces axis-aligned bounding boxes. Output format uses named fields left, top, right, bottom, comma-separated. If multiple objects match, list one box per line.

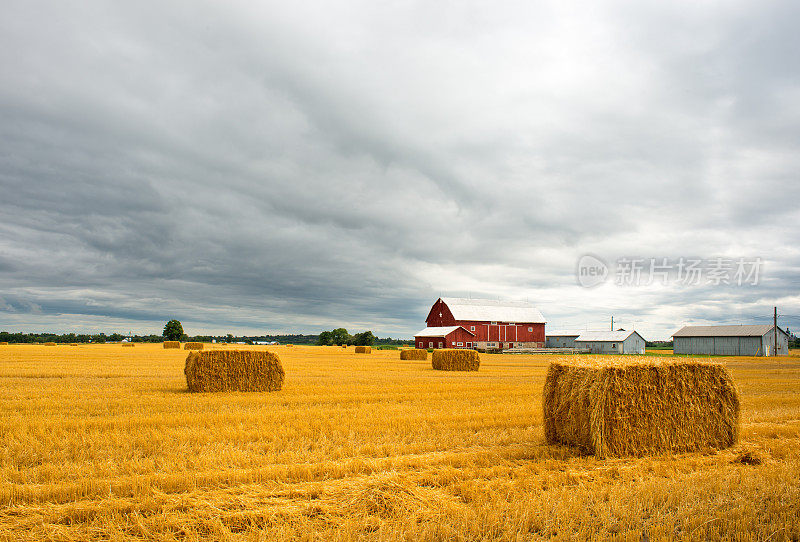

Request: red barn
left=417, top=297, right=546, bottom=349
left=413, top=326, right=475, bottom=350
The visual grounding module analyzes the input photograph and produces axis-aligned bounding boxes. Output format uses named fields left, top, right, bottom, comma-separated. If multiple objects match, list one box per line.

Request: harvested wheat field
left=0, top=344, right=798, bottom=540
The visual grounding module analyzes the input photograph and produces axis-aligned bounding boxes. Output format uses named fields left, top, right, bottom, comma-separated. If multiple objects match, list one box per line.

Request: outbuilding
left=672, top=325, right=789, bottom=356
left=545, top=331, right=581, bottom=348
left=414, top=326, right=476, bottom=349
left=573, top=330, right=646, bottom=354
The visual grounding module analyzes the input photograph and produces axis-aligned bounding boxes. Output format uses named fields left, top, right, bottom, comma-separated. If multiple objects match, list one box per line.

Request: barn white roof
left=574, top=330, right=643, bottom=342
left=414, top=326, right=473, bottom=337
left=672, top=325, right=785, bottom=337
left=440, top=298, right=546, bottom=323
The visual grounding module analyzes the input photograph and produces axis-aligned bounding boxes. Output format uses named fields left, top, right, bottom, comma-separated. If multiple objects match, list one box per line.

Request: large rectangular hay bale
left=163, top=341, right=181, bottom=349
left=185, top=350, right=285, bottom=392
left=400, top=349, right=428, bottom=360
left=543, top=358, right=740, bottom=457
left=44, top=342, right=57, bottom=346
left=432, top=349, right=480, bottom=371
left=184, top=342, right=204, bottom=350
left=122, top=343, right=135, bottom=348
left=0, top=342, right=7, bottom=345
left=355, top=346, right=371, bottom=354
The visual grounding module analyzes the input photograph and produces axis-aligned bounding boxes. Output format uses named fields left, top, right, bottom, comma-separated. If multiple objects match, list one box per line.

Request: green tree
left=353, top=331, right=375, bottom=346
left=163, top=320, right=184, bottom=341
left=330, top=328, right=351, bottom=346
left=316, top=330, right=333, bottom=346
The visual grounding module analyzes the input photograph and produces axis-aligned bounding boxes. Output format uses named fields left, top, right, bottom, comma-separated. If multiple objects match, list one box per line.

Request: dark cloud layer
left=1, top=1, right=799, bottom=339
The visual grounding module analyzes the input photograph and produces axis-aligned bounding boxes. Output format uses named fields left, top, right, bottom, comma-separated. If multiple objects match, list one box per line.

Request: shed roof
left=546, top=330, right=582, bottom=337
left=440, top=298, right=546, bottom=323
left=574, top=330, right=644, bottom=342
left=672, top=324, right=786, bottom=338
left=414, top=326, right=474, bottom=338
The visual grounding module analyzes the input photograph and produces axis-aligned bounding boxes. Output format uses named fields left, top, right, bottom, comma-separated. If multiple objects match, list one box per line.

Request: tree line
left=0, top=320, right=411, bottom=346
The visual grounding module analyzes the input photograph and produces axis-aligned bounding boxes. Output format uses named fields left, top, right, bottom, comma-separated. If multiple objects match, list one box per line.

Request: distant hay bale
left=163, top=341, right=180, bottom=349
left=44, top=342, right=57, bottom=346
left=184, top=350, right=284, bottom=392
left=400, top=349, right=427, bottom=361
left=184, top=342, right=204, bottom=350
left=354, top=346, right=372, bottom=354
left=69, top=343, right=78, bottom=346
left=432, top=349, right=480, bottom=371
left=286, top=344, right=294, bottom=347
left=341, top=345, right=347, bottom=348
left=0, top=342, right=9, bottom=345
left=543, top=357, right=740, bottom=457
left=122, top=343, right=135, bottom=348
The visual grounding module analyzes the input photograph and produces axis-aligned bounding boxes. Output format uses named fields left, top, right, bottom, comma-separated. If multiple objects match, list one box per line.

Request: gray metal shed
left=545, top=331, right=581, bottom=348
left=672, top=325, right=789, bottom=356
left=573, top=330, right=646, bottom=354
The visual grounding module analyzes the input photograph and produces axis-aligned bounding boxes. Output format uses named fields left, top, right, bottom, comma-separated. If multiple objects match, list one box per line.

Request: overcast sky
left=1, top=1, right=799, bottom=340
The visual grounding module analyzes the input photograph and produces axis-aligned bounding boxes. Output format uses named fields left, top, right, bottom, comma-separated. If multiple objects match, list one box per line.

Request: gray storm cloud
left=1, top=0, right=799, bottom=339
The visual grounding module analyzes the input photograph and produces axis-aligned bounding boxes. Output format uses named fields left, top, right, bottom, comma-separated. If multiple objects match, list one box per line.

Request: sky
left=1, top=1, right=799, bottom=340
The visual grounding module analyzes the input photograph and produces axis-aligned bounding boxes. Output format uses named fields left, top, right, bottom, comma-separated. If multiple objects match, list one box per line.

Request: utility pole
left=611, top=316, right=614, bottom=331
left=774, top=306, right=778, bottom=357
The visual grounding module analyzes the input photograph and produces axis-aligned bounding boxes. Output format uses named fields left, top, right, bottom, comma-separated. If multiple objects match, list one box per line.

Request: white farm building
left=672, top=325, right=789, bottom=356
left=573, top=330, right=646, bottom=354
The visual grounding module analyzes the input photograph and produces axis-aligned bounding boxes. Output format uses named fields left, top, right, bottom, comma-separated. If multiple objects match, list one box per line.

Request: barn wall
left=425, top=300, right=545, bottom=344
left=574, top=340, right=623, bottom=354
left=546, top=336, right=578, bottom=348
left=622, top=334, right=646, bottom=354
left=673, top=334, right=786, bottom=356
left=763, top=329, right=789, bottom=356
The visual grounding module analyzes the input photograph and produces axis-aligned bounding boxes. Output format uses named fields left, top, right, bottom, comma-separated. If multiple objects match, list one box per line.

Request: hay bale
left=163, top=341, right=181, bottom=349
left=184, top=342, right=204, bottom=350
left=400, top=349, right=428, bottom=361
left=122, top=343, right=135, bottom=348
left=354, top=346, right=371, bottom=354
left=184, top=350, right=284, bottom=392
left=44, top=342, right=57, bottom=346
left=0, top=342, right=8, bottom=345
left=286, top=344, right=293, bottom=347
left=431, top=349, right=480, bottom=371
left=69, top=343, right=78, bottom=346
left=543, top=357, right=740, bottom=457
left=341, top=345, right=347, bottom=348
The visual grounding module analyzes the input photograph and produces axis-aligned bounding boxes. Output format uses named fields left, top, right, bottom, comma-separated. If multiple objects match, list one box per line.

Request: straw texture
left=184, top=350, right=285, bottom=392
left=543, top=357, right=740, bottom=457
left=431, top=349, right=480, bottom=371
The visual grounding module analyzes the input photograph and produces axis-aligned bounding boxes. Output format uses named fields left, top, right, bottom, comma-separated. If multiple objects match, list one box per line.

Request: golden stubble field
left=0, top=344, right=798, bottom=541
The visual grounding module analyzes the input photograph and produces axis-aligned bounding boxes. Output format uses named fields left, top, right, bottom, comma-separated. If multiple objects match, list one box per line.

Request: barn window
left=418, top=342, right=423, bottom=348
left=470, top=326, right=475, bottom=331
left=452, top=342, right=456, bottom=346
left=528, top=327, right=533, bottom=332
left=429, top=342, right=433, bottom=348
left=438, top=342, right=443, bottom=348
left=508, top=323, right=515, bottom=326
left=467, top=342, right=472, bottom=347
left=491, top=322, right=497, bottom=325
left=457, top=342, right=463, bottom=347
